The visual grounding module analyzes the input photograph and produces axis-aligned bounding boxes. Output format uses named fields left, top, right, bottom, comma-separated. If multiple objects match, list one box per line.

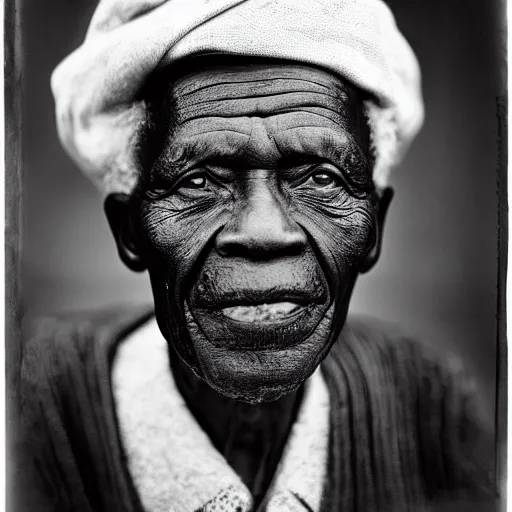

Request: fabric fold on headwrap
left=52, top=0, right=424, bottom=195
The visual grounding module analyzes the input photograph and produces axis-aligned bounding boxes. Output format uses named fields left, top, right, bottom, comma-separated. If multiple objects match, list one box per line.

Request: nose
left=215, top=176, right=307, bottom=259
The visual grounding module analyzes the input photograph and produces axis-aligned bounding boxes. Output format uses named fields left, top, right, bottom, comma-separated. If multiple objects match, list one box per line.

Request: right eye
left=177, top=173, right=207, bottom=190
left=144, top=170, right=209, bottom=200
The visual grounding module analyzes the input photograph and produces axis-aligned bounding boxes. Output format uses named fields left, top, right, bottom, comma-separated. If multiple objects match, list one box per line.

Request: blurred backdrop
left=20, top=0, right=503, bottom=420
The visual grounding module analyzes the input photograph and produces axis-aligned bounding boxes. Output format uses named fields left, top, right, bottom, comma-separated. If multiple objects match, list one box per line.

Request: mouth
left=189, top=292, right=328, bottom=350
left=221, top=301, right=305, bottom=323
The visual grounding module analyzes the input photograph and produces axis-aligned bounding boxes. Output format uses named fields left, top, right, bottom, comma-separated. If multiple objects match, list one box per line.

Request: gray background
left=21, top=0, right=503, bottom=423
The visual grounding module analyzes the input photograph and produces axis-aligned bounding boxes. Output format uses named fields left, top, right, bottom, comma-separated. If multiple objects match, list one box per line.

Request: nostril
left=215, top=233, right=246, bottom=258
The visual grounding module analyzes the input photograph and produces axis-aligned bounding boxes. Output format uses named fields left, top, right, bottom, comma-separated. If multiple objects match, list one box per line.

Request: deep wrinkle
left=144, top=134, right=371, bottom=202
left=150, top=118, right=369, bottom=181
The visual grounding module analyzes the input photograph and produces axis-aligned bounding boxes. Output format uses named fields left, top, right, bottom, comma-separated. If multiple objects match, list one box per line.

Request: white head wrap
left=52, top=0, right=424, bottom=195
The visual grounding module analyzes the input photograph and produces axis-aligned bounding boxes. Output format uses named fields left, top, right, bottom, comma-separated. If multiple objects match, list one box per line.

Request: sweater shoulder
left=330, top=315, right=469, bottom=384
left=323, top=315, right=482, bottom=428
left=21, top=305, right=155, bottom=415
left=325, top=316, right=496, bottom=501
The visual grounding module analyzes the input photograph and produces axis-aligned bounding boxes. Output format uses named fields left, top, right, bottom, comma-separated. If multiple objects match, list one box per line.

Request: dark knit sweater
left=19, top=306, right=498, bottom=512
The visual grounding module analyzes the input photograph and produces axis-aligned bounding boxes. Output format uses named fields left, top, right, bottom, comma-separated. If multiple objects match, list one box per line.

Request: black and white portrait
left=6, top=1, right=505, bottom=511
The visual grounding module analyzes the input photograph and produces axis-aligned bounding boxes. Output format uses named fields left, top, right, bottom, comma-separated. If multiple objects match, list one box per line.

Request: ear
left=359, top=187, right=394, bottom=274
left=104, top=193, right=147, bottom=272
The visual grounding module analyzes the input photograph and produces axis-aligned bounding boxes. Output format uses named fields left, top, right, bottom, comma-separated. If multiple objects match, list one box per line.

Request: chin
left=183, top=303, right=337, bottom=403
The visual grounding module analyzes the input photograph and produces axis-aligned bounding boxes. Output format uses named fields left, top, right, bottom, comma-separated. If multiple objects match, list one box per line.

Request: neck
left=168, top=346, right=303, bottom=506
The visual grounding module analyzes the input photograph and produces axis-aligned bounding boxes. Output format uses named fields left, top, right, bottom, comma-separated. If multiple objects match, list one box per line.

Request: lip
left=193, top=288, right=324, bottom=310
left=189, top=299, right=327, bottom=351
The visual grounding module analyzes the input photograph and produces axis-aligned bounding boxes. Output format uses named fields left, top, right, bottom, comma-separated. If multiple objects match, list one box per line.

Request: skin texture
left=105, top=56, right=392, bottom=499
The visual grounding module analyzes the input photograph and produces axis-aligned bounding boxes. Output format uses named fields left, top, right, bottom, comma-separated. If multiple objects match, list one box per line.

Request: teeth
left=222, top=302, right=302, bottom=322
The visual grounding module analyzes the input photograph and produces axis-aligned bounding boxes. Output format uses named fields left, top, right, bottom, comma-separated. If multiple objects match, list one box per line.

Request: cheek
left=140, top=201, right=229, bottom=282
left=293, top=198, right=375, bottom=284
left=139, top=201, right=230, bottom=370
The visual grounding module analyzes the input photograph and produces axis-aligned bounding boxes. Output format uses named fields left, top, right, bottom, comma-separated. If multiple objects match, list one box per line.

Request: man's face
left=117, top=59, right=379, bottom=402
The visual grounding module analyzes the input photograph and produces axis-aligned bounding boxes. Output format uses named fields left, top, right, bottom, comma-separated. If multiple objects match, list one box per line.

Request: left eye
left=311, top=172, right=335, bottom=185
left=307, top=169, right=340, bottom=187
left=179, top=174, right=207, bottom=189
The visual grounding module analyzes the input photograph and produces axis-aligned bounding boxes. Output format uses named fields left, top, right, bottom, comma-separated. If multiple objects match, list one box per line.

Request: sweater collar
left=112, top=317, right=330, bottom=512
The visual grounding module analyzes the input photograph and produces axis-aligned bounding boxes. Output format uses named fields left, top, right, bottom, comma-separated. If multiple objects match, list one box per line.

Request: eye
left=179, top=173, right=207, bottom=190
left=311, top=171, right=336, bottom=186
left=144, top=171, right=208, bottom=200
left=304, top=167, right=342, bottom=188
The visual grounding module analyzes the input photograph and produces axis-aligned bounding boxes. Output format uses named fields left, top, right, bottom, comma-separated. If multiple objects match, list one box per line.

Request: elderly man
left=21, top=1, right=496, bottom=511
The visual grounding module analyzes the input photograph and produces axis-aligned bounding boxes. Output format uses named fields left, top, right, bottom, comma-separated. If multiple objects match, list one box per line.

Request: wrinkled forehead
left=173, top=60, right=353, bottom=115
left=141, top=56, right=372, bottom=170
